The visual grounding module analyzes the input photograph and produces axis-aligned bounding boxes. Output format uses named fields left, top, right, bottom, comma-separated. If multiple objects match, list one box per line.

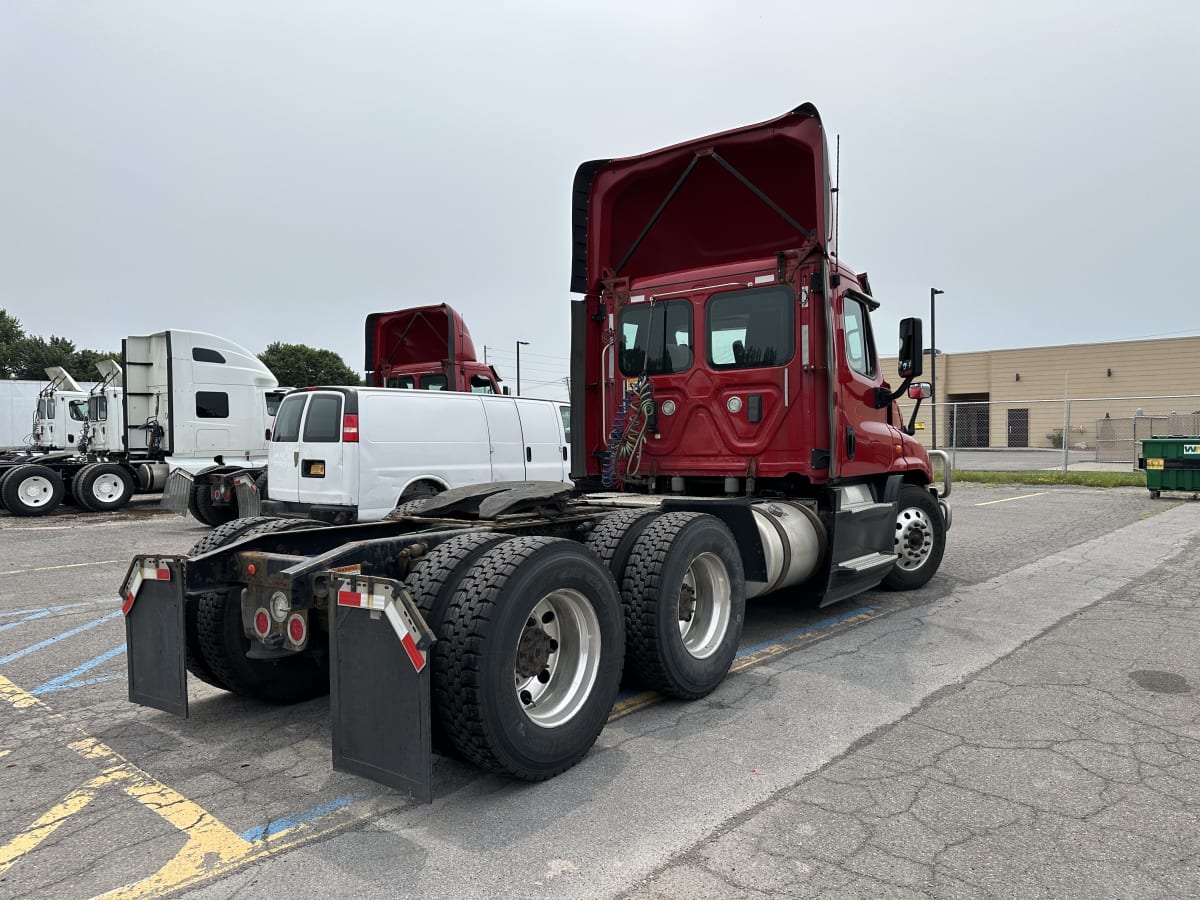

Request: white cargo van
left=261, top=387, right=571, bottom=523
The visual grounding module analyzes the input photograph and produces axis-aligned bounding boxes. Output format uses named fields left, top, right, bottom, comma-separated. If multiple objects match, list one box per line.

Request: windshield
left=619, top=300, right=693, bottom=376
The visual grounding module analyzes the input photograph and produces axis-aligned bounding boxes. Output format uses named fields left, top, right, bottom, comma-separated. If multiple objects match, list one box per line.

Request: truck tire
left=583, top=507, right=659, bottom=585
left=188, top=466, right=238, bottom=527
left=1, top=464, right=65, bottom=516
left=621, top=512, right=746, bottom=699
left=404, top=532, right=512, bottom=754
left=184, top=516, right=297, bottom=689
left=196, top=518, right=330, bottom=703
left=0, top=466, right=22, bottom=511
left=881, top=484, right=946, bottom=591
left=388, top=497, right=432, bottom=519
left=436, top=537, right=624, bottom=780
left=73, top=463, right=135, bottom=513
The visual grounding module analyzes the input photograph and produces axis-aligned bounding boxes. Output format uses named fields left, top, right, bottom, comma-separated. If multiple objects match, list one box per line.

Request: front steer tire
left=880, top=484, right=946, bottom=591
left=436, top=537, right=624, bottom=780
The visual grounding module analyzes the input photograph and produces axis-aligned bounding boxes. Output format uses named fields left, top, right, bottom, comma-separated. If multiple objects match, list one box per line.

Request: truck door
left=268, top=393, right=307, bottom=503
left=516, top=400, right=568, bottom=482
left=835, top=292, right=897, bottom=479
left=296, top=391, right=349, bottom=507
left=482, top=398, right=526, bottom=482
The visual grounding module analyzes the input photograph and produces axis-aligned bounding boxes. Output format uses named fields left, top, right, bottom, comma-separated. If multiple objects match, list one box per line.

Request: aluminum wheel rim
left=894, top=506, right=935, bottom=571
left=677, top=552, right=731, bottom=660
left=92, top=473, right=125, bottom=503
left=18, top=475, right=54, bottom=508
left=514, top=589, right=601, bottom=728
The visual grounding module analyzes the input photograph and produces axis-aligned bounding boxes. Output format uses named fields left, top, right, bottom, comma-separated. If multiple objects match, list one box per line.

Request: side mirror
left=907, top=382, right=932, bottom=400
left=898, top=318, right=924, bottom=379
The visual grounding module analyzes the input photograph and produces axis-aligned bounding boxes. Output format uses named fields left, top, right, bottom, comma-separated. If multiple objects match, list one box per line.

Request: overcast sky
left=2, top=1, right=1197, bottom=401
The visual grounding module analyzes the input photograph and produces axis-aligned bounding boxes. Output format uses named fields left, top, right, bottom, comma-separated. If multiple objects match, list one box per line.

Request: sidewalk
left=629, top=534, right=1200, bottom=898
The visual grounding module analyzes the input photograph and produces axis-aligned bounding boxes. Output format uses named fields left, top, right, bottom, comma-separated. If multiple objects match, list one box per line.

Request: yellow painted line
left=608, top=609, right=882, bottom=722
left=0, top=559, right=122, bottom=576
left=976, top=491, right=1048, bottom=507
left=0, top=671, right=404, bottom=899
left=0, top=748, right=10, bottom=759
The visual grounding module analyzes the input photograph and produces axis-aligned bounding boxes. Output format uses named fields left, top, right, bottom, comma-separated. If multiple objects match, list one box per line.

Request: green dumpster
left=1140, top=436, right=1200, bottom=497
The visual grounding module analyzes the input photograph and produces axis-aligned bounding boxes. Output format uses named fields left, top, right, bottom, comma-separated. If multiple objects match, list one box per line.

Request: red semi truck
left=364, top=303, right=504, bottom=393
left=122, top=103, right=951, bottom=801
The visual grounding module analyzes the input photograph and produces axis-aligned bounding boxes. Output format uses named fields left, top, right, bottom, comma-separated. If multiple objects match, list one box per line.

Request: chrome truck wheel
left=622, top=512, right=746, bottom=699
left=435, top=537, right=623, bottom=780
left=881, top=484, right=947, bottom=591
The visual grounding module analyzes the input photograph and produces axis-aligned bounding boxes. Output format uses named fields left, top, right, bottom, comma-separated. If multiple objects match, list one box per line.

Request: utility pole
left=516, top=341, right=529, bottom=396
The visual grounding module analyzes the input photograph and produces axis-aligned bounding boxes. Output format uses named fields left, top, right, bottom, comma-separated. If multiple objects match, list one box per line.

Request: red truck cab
left=364, top=303, right=503, bottom=394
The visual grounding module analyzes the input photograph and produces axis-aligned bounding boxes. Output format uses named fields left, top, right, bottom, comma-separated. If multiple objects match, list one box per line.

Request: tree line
left=0, top=309, right=361, bottom=387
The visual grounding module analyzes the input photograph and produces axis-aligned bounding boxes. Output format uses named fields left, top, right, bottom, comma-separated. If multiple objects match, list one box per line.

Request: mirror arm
left=874, top=374, right=915, bottom=410
left=904, top=396, right=924, bottom=436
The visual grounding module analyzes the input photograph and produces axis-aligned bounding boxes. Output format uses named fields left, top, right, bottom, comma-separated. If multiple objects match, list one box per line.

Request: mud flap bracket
left=329, top=574, right=436, bottom=802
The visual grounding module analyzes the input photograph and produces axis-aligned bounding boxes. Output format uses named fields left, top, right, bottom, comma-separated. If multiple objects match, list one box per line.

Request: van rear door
left=516, top=400, right=568, bottom=482
left=296, top=391, right=350, bottom=507
left=268, top=393, right=307, bottom=502
left=482, top=398, right=526, bottom=482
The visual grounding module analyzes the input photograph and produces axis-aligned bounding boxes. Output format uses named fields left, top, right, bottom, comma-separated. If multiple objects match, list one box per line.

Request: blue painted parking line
left=31, top=645, right=127, bottom=695
left=735, top=606, right=875, bottom=658
left=0, top=610, right=59, bottom=634
left=0, top=611, right=121, bottom=666
left=239, top=791, right=367, bottom=843
left=0, top=600, right=113, bottom=619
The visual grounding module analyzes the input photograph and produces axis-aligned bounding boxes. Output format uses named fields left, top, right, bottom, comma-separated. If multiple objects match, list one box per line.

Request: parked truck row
left=123, top=103, right=952, bottom=802
left=0, top=330, right=285, bottom=518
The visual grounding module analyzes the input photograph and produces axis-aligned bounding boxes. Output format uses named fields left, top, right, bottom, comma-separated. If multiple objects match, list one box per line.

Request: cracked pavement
left=1, top=484, right=1197, bottom=899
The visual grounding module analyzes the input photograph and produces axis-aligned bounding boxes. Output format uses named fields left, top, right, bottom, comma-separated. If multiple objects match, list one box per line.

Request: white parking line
left=0, top=560, right=122, bottom=577
left=976, top=492, right=1048, bottom=506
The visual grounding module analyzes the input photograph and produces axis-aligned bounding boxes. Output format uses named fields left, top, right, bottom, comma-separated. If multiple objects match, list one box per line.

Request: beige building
left=881, top=335, right=1200, bottom=457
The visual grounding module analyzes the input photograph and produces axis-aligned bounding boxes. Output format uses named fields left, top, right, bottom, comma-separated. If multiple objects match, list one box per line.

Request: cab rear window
left=303, top=394, right=342, bottom=442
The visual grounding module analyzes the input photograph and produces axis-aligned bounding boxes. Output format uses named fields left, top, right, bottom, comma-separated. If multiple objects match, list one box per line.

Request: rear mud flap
left=330, top=575, right=436, bottom=802
left=233, top=474, right=262, bottom=518
left=122, top=557, right=188, bottom=718
left=160, top=469, right=193, bottom=516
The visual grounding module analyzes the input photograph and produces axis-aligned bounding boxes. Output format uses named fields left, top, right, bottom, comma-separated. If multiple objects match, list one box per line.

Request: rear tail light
left=287, top=613, right=308, bottom=646
left=342, top=414, right=359, bottom=443
left=253, top=608, right=271, bottom=639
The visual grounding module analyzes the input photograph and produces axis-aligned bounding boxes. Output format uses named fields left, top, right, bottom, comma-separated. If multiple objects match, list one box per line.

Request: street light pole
left=930, top=288, right=944, bottom=449
left=516, top=341, right=529, bottom=396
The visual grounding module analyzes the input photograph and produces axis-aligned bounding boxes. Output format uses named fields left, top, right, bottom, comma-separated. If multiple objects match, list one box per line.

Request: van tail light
left=342, top=414, right=359, bottom=443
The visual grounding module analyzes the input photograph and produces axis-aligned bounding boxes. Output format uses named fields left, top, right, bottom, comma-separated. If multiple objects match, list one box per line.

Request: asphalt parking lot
left=1, top=483, right=1198, bottom=899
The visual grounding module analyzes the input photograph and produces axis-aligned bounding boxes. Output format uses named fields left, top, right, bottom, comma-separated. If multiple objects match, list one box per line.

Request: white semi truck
left=0, top=330, right=286, bottom=517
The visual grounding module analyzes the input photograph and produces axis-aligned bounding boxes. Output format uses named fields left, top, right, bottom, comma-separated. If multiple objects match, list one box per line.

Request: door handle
left=846, top=425, right=856, bottom=460
left=293, top=450, right=299, bottom=466
left=526, top=447, right=532, bottom=463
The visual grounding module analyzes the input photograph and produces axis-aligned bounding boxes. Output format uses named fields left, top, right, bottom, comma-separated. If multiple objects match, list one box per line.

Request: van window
left=559, top=405, right=571, bottom=441
left=707, top=285, right=794, bottom=370
left=69, top=399, right=89, bottom=421
left=192, top=347, right=226, bottom=364
left=387, top=375, right=416, bottom=389
left=422, top=374, right=448, bottom=391
left=266, top=394, right=284, bottom=417
left=303, top=394, right=342, bottom=442
left=619, top=300, right=693, bottom=376
left=196, top=391, right=230, bottom=419
left=272, top=395, right=305, bottom=441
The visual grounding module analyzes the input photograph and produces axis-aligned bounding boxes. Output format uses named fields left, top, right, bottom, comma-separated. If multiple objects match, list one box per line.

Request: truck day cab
left=122, top=103, right=951, bottom=801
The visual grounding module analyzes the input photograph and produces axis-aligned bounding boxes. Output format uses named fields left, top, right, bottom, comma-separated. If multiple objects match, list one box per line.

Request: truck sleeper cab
left=262, top=387, right=571, bottom=524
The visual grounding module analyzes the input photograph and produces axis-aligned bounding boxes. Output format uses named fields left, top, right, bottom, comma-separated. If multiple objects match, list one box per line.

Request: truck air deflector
left=571, top=103, right=829, bottom=293
left=123, top=557, right=189, bottom=718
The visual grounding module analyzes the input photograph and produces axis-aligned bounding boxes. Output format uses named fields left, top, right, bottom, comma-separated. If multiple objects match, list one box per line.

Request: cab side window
left=843, top=296, right=877, bottom=378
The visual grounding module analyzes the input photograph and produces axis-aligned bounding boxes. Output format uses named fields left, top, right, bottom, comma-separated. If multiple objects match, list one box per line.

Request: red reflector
left=337, top=590, right=364, bottom=608
left=287, top=613, right=307, bottom=644
left=122, top=593, right=135, bottom=616
left=254, top=609, right=270, bottom=638
left=155, top=568, right=170, bottom=580
left=342, top=414, right=359, bottom=443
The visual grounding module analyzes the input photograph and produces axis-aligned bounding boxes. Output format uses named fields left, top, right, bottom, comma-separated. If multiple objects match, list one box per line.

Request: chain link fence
left=899, top=395, right=1200, bottom=466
